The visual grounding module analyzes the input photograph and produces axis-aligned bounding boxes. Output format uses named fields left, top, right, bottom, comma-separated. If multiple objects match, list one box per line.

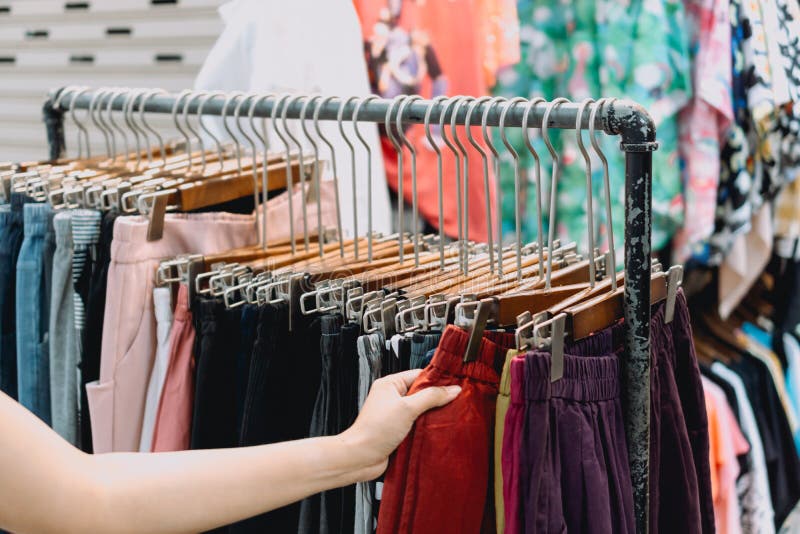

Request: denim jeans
left=0, top=194, right=32, bottom=399
left=16, top=203, right=54, bottom=424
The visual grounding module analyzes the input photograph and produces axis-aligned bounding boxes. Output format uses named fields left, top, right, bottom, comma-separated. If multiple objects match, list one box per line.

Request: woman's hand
left=341, top=370, right=461, bottom=480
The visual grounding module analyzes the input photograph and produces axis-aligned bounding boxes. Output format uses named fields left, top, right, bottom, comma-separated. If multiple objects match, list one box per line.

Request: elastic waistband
left=110, top=213, right=257, bottom=264
left=173, top=283, right=191, bottom=322
left=53, top=212, right=73, bottom=248
left=510, top=357, right=526, bottom=403
left=196, top=297, right=224, bottom=336
left=153, top=286, right=173, bottom=324
left=321, top=314, right=343, bottom=336
left=22, top=203, right=53, bottom=237
left=428, top=325, right=506, bottom=384
left=524, top=351, right=620, bottom=402
left=498, top=349, right=518, bottom=396
left=71, top=209, right=102, bottom=248
left=11, top=193, right=33, bottom=211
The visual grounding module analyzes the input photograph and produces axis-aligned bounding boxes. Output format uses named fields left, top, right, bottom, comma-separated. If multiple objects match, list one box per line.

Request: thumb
left=404, top=384, right=462, bottom=416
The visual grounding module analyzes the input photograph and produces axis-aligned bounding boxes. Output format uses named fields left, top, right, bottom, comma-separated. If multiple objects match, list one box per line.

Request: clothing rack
left=42, top=88, right=658, bottom=533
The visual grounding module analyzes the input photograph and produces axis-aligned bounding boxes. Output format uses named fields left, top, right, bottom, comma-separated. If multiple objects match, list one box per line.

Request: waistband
left=510, top=356, right=526, bottom=403
left=498, top=349, right=518, bottom=396
left=22, top=203, right=53, bottom=237
left=100, top=210, right=120, bottom=246
left=11, top=193, right=33, bottom=211
left=321, top=314, right=343, bottom=336
left=110, top=212, right=256, bottom=264
left=524, top=351, right=620, bottom=402
left=565, top=297, right=671, bottom=361
left=173, top=283, right=191, bottom=322
left=71, top=209, right=102, bottom=250
left=196, top=297, right=224, bottom=336
left=53, top=212, right=73, bottom=248
left=429, top=325, right=508, bottom=384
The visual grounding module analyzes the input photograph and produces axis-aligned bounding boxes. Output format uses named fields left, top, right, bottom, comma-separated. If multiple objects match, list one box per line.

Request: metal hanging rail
left=42, top=87, right=657, bottom=534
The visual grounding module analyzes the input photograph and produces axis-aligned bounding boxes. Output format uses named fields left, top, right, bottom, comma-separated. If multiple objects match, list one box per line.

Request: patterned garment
left=70, top=210, right=101, bottom=343
left=672, top=0, right=734, bottom=263
left=492, top=0, right=690, bottom=258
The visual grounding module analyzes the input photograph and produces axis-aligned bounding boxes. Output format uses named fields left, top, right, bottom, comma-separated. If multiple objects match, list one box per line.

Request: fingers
left=383, top=369, right=423, bottom=394
left=403, top=385, right=462, bottom=416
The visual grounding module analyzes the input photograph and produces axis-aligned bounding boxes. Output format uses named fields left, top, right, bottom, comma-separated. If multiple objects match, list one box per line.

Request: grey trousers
left=354, top=333, right=385, bottom=534
left=49, top=212, right=79, bottom=445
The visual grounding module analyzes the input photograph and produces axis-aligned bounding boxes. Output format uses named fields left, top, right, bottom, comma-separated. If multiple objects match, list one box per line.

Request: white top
left=711, top=362, right=776, bottom=534
left=194, top=0, right=392, bottom=238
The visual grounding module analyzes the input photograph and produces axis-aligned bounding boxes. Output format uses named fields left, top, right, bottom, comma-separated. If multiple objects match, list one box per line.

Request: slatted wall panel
left=0, top=0, right=226, bottom=161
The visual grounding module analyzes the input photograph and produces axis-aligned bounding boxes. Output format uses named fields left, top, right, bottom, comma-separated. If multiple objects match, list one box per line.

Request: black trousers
left=298, top=317, right=360, bottom=534
left=230, top=304, right=323, bottom=533
left=190, top=300, right=241, bottom=451
left=79, top=210, right=118, bottom=452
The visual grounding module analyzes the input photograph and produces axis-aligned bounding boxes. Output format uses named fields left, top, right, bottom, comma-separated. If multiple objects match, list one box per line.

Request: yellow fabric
left=494, top=349, right=518, bottom=534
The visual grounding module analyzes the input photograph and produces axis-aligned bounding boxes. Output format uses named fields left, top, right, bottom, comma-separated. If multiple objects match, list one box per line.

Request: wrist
left=335, top=428, right=386, bottom=483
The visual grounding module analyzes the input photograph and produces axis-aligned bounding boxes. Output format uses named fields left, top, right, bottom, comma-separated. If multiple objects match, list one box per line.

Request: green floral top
left=492, top=0, right=691, bottom=259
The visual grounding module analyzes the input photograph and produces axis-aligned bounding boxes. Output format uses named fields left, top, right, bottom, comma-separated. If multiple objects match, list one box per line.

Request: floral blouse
left=492, top=0, right=691, bottom=259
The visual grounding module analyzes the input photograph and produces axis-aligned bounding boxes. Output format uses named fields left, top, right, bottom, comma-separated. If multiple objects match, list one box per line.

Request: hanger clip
left=664, top=265, right=683, bottom=324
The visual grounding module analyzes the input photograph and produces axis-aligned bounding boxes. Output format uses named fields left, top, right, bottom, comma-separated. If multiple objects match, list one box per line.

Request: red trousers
left=377, top=326, right=514, bottom=533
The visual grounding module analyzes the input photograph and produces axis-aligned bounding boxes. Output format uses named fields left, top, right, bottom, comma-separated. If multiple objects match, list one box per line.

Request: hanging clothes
left=352, top=0, right=520, bottom=242
left=492, top=0, right=690, bottom=258
left=194, top=0, right=392, bottom=239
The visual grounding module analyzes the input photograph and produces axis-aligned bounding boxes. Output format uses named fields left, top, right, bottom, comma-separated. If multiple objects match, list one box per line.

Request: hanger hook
left=500, top=96, right=528, bottom=282
left=95, top=87, right=117, bottom=158
left=522, top=96, right=546, bottom=280
left=438, top=96, right=465, bottom=253
left=481, top=96, right=507, bottom=276
left=450, top=95, right=474, bottom=275
left=249, top=93, right=275, bottom=249
left=576, top=98, right=597, bottom=288
left=300, top=94, right=325, bottom=257
left=181, top=91, right=209, bottom=173
left=221, top=91, right=245, bottom=176
left=590, top=97, right=617, bottom=290
left=337, top=97, right=360, bottom=255
left=232, top=92, right=261, bottom=247
left=465, top=96, right=495, bottom=273
left=123, top=88, right=142, bottom=167
left=396, top=94, right=422, bottom=267
left=170, top=89, right=194, bottom=167
left=281, top=94, right=311, bottom=252
left=89, top=88, right=113, bottom=157
left=385, top=94, right=409, bottom=264
left=424, top=95, right=449, bottom=270
left=106, top=88, right=130, bottom=163
left=139, top=89, right=168, bottom=165
left=272, top=93, right=298, bottom=254
left=543, top=97, right=571, bottom=290
left=352, top=94, right=379, bottom=261
left=315, top=95, right=344, bottom=256
left=197, top=91, right=227, bottom=172
left=63, top=86, right=91, bottom=158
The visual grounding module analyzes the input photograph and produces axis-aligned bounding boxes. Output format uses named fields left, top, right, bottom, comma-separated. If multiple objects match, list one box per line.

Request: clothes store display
left=6, top=82, right=776, bottom=534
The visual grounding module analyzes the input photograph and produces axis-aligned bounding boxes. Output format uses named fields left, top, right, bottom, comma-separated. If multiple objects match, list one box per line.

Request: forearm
left=86, top=433, right=371, bottom=534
